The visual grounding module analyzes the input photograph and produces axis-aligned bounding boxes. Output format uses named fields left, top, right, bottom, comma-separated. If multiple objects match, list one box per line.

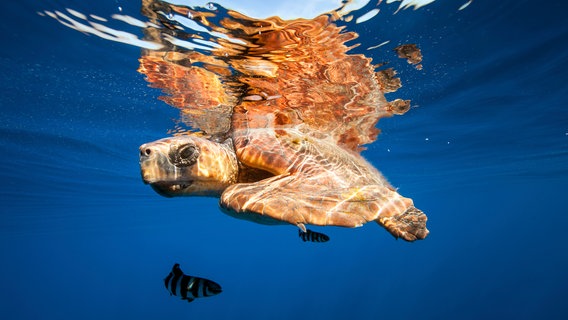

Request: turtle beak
left=139, top=143, right=154, bottom=184
left=139, top=144, right=151, bottom=184
left=139, top=143, right=169, bottom=184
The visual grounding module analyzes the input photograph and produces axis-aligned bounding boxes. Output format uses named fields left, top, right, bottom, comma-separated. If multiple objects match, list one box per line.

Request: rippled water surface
left=1, top=1, right=567, bottom=319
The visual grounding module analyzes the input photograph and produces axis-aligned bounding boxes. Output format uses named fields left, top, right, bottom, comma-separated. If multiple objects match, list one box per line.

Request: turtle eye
left=169, top=143, right=200, bottom=167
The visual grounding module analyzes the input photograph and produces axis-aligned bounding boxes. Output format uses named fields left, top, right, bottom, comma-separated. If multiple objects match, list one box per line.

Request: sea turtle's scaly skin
left=138, top=1, right=428, bottom=241
left=223, top=123, right=428, bottom=240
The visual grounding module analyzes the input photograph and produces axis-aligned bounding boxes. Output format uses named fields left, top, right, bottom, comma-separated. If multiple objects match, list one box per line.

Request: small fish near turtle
left=164, top=263, right=222, bottom=303
left=299, top=228, right=330, bottom=243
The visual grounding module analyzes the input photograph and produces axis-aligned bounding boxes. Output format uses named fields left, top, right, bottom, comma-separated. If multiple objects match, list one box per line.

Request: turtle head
left=139, top=135, right=238, bottom=197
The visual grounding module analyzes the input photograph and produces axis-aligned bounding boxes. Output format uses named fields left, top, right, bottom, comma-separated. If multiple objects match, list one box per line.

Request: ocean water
left=1, top=1, right=567, bottom=319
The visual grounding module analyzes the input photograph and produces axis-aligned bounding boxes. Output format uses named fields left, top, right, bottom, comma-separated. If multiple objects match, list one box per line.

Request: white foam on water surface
left=356, top=8, right=380, bottom=24
left=386, top=0, right=436, bottom=13
left=459, top=0, right=473, bottom=11
left=40, top=0, right=441, bottom=51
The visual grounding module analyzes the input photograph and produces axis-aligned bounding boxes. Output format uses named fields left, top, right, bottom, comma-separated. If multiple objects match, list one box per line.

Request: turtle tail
left=376, top=206, right=429, bottom=241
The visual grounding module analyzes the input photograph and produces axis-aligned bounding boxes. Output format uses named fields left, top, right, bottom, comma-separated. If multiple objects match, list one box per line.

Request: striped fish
left=299, top=228, right=330, bottom=242
left=164, top=263, right=222, bottom=303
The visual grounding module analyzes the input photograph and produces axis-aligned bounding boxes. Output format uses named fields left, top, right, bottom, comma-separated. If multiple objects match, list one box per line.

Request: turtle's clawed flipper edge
left=376, top=205, right=429, bottom=241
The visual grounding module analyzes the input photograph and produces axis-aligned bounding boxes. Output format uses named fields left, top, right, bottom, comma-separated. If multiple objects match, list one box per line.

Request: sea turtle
left=138, top=2, right=428, bottom=241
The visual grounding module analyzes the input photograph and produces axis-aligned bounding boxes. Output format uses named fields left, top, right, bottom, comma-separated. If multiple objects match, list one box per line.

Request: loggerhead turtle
left=137, top=2, right=428, bottom=241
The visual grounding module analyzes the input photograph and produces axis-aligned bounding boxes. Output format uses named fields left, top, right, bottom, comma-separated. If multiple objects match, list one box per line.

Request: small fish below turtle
left=164, top=263, right=222, bottom=303
left=299, top=228, right=330, bottom=243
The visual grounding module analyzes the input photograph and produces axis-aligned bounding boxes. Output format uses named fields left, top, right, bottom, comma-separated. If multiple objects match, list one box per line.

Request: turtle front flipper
left=220, top=174, right=368, bottom=228
left=376, top=205, right=429, bottom=241
left=219, top=174, right=428, bottom=241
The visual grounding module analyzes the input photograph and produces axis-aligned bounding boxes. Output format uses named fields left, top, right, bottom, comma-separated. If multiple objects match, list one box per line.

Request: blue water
left=1, top=1, right=567, bottom=319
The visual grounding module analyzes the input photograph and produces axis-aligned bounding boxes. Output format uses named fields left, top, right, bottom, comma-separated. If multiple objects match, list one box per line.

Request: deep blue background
left=1, top=1, right=567, bottom=319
